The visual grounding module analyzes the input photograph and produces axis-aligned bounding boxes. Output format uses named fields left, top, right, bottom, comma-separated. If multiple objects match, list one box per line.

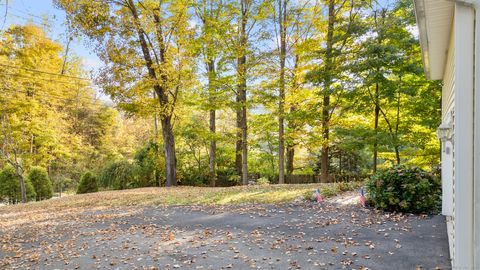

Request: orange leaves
left=161, top=230, right=175, bottom=241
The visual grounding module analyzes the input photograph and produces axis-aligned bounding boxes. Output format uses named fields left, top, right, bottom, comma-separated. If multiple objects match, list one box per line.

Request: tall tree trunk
left=161, top=115, right=177, bottom=186
left=286, top=56, right=299, bottom=176
left=237, top=0, right=248, bottom=185
left=278, top=0, right=287, bottom=184
left=235, top=96, right=243, bottom=177
left=207, top=60, right=217, bottom=187
left=320, top=94, right=330, bottom=183
left=320, top=0, right=335, bottom=183
left=286, top=146, right=294, bottom=175
left=30, top=134, right=34, bottom=154
left=15, top=166, right=26, bottom=203
left=373, top=11, right=382, bottom=173
left=394, top=79, right=401, bottom=165
left=373, top=82, right=379, bottom=173
left=198, top=0, right=219, bottom=187
left=61, top=36, right=72, bottom=75
left=240, top=80, right=248, bottom=185
left=209, top=108, right=216, bottom=186
left=153, top=91, right=160, bottom=186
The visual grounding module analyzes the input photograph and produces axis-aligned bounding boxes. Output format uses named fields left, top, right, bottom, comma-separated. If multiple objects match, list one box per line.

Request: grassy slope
left=1, top=182, right=363, bottom=211
left=0, top=183, right=363, bottom=229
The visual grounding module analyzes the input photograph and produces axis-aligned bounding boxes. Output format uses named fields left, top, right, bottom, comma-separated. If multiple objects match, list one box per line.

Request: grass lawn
left=0, top=182, right=362, bottom=231
left=0, top=182, right=363, bottom=213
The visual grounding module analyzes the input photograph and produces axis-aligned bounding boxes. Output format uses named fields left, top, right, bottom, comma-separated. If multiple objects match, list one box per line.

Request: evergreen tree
left=27, top=167, right=53, bottom=201
left=77, top=172, right=98, bottom=194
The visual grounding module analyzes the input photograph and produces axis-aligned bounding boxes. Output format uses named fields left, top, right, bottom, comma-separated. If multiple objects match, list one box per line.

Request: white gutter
left=446, top=0, right=479, bottom=7
left=413, top=0, right=431, bottom=79
left=466, top=1, right=480, bottom=269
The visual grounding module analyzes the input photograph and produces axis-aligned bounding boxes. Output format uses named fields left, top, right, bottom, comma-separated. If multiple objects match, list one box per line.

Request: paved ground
left=0, top=194, right=450, bottom=270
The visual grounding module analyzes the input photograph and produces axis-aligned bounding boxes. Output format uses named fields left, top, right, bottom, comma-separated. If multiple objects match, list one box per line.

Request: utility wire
left=0, top=62, right=91, bottom=81
left=4, top=5, right=44, bottom=20
left=0, top=87, right=112, bottom=108
left=2, top=87, right=154, bottom=112
left=6, top=12, right=49, bottom=27
left=0, top=70, right=90, bottom=86
left=0, top=1, right=7, bottom=31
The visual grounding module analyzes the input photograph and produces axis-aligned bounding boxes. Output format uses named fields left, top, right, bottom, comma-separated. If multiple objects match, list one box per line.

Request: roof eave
left=414, top=0, right=433, bottom=80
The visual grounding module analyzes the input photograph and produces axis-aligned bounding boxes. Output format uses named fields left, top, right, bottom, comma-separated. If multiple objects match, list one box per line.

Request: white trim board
left=453, top=3, right=475, bottom=268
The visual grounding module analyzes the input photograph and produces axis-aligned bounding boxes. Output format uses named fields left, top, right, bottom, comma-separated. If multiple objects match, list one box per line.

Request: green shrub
left=77, top=172, right=99, bottom=194
left=25, top=179, right=36, bottom=201
left=27, top=167, right=53, bottom=201
left=179, top=169, right=209, bottom=186
left=99, top=161, right=139, bottom=190
left=215, top=169, right=241, bottom=187
left=134, top=142, right=163, bottom=187
left=51, top=175, right=73, bottom=194
left=366, top=166, right=441, bottom=214
left=256, top=177, right=270, bottom=185
left=0, top=166, right=36, bottom=203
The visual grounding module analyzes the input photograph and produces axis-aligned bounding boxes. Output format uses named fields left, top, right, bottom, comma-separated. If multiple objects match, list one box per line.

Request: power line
left=0, top=87, right=109, bottom=107
left=0, top=62, right=91, bottom=81
left=6, top=5, right=45, bottom=20
left=0, top=89, right=116, bottom=119
left=0, top=70, right=90, bottom=86
left=1, top=0, right=7, bottom=31
left=0, top=68, right=153, bottom=110
left=6, top=12, right=49, bottom=27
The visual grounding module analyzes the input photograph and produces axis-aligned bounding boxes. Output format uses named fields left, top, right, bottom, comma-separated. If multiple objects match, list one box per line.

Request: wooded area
left=0, top=0, right=441, bottom=202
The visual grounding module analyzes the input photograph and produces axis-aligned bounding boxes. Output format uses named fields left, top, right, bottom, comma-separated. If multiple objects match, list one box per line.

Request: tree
left=231, top=0, right=268, bottom=185
left=134, top=141, right=163, bottom=186
left=306, top=0, right=363, bottom=182
left=352, top=0, right=441, bottom=170
left=0, top=25, right=125, bottom=191
left=270, top=0, right=319, bottom=180
left=99, top=160, right=141, bottom=190
left=0, top=165, right=36, bottom=204
left=77, top=172, right=98, bottom=194
left=27, top=166, right=53, bottom=201
left=0, top=115, right=28, bottom=203
left=194, top=0, right=230, bottom=186
left=276, top=0, right=287, bottom=183
left=55, top=0, right=196, bottom=186
left=236, top=0, right=249, bottom=185
left=0, top=1, right=442, bottom=191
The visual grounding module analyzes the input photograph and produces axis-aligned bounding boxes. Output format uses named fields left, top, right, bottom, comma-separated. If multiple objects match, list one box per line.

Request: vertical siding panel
left=441, top=23, right=455, bottom=262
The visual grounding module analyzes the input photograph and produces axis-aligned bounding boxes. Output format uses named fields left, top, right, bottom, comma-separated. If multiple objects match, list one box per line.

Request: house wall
left=453, top=3, right=475, bottom=268
left=441, top=25, right=454, bottom=218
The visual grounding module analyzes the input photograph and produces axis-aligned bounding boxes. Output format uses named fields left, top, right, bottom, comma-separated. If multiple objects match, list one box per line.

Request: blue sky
left=1, top=0, right=103, bottom=73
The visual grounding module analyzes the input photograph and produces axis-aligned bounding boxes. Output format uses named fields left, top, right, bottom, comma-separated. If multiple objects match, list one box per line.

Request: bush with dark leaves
left=366, top=166, right=441, bottom=214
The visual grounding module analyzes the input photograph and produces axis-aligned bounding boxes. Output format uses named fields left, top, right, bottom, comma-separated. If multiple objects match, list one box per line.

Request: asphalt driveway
left=0, top=194, right=450, bottom=270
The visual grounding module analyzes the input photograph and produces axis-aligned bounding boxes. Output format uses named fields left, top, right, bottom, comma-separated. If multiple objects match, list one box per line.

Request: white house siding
left=441, top=23, right=455, bottom=263
left=441, top=25, right=454, bottom=219
left=453, top=3, right=475, bottom=268
left=442, top=25, right=455, bottom=120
